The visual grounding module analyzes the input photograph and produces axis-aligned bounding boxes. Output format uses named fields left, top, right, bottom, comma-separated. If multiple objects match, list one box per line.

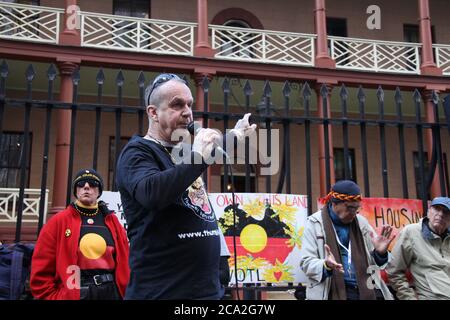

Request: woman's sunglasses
left=75, top=180, right=100, bottom=188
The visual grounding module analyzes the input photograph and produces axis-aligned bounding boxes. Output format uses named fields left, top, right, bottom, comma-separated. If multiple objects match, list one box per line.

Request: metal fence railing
left=0, top=61, right=449, bottom=242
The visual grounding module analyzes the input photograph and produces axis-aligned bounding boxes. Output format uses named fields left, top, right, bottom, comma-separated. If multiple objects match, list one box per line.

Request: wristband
left=323, top=260, right=332, bottom=271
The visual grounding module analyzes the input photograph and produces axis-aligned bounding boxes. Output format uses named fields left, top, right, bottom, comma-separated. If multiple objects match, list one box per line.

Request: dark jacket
left=116, top=135, right=221, bottom=299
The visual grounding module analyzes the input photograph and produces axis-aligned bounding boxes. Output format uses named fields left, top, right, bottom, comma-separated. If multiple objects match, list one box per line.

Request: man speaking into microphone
left=186, top=113, right=256, bottom=162
left=115, top=73, right=256, bottom=299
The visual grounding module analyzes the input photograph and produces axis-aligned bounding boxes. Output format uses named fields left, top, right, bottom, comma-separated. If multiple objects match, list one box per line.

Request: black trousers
left=345, top=285, right=385, bottom=300
left=345, top=285, right=360, bottom=300
left=80, top=282, right=121, bottom=300
left=79, top=274, right=121, bottom=301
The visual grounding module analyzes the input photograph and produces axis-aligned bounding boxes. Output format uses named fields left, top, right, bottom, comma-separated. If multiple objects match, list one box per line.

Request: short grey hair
left=145, top=78, right=187, bottom=109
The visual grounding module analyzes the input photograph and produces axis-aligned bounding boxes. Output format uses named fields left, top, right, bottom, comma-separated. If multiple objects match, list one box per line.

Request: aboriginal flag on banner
left=211, top=193, right=308, bottom=284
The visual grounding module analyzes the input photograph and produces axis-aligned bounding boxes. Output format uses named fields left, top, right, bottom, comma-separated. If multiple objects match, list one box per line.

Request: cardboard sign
left=358, top=198, right=423, bottom=250
left=100, top=191, right=309, bottom=284
left=99, top=191, right=127, bottom=230
left=210, top=193, right=309, bottom=284
left=318, top=197, right=424, bottom=250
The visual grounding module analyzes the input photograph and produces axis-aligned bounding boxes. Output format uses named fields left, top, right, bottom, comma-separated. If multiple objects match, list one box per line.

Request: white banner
left=99, top=191, right=309, bottom=284
left=99, top=191, right=127, bottom=230
left=210, top=193, right=308, bottom=284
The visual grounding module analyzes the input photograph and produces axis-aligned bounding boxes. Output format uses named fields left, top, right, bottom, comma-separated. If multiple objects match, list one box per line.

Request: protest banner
left=210, top=193, right=309, bottom=284
left=318, top=197, right=424, bottom=250
left=100, top=191, right=310, bottom=284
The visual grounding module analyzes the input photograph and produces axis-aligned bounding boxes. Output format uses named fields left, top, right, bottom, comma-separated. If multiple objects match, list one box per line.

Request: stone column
left=314, top=0, right=336, bottom=69
left=194, top=0, right=215, bottom=57
left=49, top=60, right=78, bottom=215
left=59, top=0, right=81, bottom=46
left=418, top=0, right=442, bottom=75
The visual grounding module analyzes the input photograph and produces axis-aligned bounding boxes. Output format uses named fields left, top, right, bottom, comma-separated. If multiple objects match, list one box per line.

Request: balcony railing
left=80, top=11, right=195, bottom=56
left=210, top=24, right=316, bottom=67
left=0, top=1, right=62, bottom=44
left=329, top=36, right=421, bottom=74
left=1, top=2, right=450, bottom=77
left=434, top=44, right=450, bottom=76
left=0, top=188, right=49, bottom=223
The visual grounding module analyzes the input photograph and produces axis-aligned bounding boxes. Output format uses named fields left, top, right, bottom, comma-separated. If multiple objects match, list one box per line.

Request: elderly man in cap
left=300, top=180, right=395, bottom=300
left=386, top=197, right=450, bottom=300
left=31, top=169, right=129, bottom=300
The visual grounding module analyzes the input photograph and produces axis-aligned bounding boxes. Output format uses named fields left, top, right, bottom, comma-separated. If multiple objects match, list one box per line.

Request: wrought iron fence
left=0, top=60, right=449, bottom=242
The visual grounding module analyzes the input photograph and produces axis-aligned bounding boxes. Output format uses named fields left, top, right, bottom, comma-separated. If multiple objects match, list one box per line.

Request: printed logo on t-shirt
left=182, top=177, right=215, bottom=222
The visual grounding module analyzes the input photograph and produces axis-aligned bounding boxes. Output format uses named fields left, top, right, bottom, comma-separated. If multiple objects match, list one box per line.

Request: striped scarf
left=321, top=206, right=376, bottom=300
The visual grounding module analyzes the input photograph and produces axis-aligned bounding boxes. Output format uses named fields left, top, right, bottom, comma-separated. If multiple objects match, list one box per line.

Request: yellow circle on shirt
left=79, top=233, right=107, bottom=259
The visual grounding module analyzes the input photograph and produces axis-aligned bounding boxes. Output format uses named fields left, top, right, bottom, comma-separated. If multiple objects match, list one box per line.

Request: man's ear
left=147, top=105, right=158, bottom=122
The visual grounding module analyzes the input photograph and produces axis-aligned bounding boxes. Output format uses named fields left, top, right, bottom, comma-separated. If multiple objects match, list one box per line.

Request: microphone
left=187, top=121, right=229, bottom=158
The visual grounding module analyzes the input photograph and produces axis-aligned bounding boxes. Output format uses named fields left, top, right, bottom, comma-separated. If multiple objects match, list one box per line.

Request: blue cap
left=431, top=197, right=450, bottom=211
left=329, top=180, right=361, bottom=203
left=332, top=180, right=361, bottom=196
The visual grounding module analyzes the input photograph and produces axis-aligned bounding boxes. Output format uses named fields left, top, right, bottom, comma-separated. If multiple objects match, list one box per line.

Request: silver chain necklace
left=144, top=134, right=176, bottom=164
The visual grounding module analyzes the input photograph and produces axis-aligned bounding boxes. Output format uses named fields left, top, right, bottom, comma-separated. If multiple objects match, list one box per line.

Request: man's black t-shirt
left=116, top=135, right=221, bottom=299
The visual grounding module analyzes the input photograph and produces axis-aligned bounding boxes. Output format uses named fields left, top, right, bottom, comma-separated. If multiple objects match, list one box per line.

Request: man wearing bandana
left=300, top=180, right=395, bottom=300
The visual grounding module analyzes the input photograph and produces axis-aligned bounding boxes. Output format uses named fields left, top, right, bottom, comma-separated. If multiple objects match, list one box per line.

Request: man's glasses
left=75, top=180, right=100, bottom=188
left=345, top=204, right=361, bottom=213
left=146, top=73, right=187, bottom=106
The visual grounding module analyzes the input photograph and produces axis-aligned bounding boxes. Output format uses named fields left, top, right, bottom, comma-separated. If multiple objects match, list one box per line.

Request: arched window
left=113, top=0, right=150, bottom=18
left=221, top=19, right=254, bottom=58
left=113, top=0, right=151, bottom=48
left=211, top=8, right=264, bottom=60
left=224, top=19, right=251, bottom=29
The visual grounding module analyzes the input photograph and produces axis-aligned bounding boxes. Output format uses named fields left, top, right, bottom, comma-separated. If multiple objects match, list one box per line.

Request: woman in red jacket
left=30, top=169, right=130, bottom=300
